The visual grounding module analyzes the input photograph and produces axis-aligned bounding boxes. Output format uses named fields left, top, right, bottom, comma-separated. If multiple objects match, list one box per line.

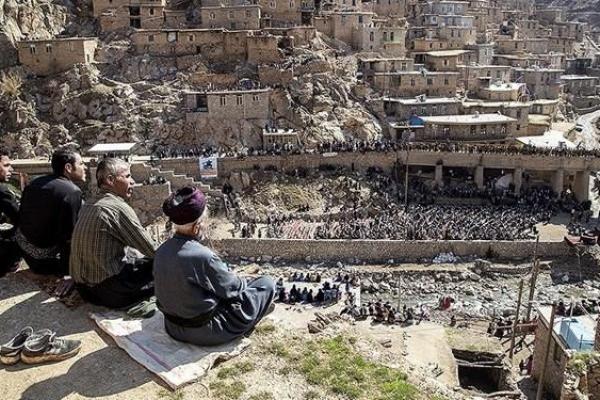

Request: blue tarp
left=409, top=115, right=424, bottom=127
left=557, top=318, right=595, bottom=351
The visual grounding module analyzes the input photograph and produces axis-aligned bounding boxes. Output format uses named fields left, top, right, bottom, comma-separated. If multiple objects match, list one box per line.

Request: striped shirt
left=70, top=191, right=156, bottom=285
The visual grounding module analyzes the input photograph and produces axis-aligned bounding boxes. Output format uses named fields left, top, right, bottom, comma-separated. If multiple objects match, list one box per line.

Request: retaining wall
left=216, top=238, right=570, bottom=262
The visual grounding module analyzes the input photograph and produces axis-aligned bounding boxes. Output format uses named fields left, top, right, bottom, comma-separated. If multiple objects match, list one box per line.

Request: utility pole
left=525, top=235, right=540, bottom=321
left=404, top=149, right=409, bottom=210
left=535, top=303, right=557, bottom=400
left=509, top=279, right=524, bottom=360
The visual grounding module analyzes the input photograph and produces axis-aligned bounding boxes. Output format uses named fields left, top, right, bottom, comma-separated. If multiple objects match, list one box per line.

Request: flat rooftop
left=516, top=130, right=576, bottom=149
left=421, top=114, right=517, bottom=124
left=383, top=97, right=459, bottom=105
left=561, top=75, right=598, bottom=81
left=482, top=82, right=526, bottom=91
left=462, top=100, right=531, bottom=107
left=425, top=50, right=472, bottom=57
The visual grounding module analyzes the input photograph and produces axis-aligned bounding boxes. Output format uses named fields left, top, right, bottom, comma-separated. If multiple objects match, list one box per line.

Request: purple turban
left=162, top=186, right=206, bottom=225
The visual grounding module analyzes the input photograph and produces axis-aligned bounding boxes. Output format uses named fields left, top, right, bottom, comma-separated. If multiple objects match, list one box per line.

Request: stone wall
left=130, top=182, right=171, bottom=225
left=531, top=315, right=570, bottom=399
left=18, top=38, right=97, bottom=76
left=216, top=238, right=569, bottom=262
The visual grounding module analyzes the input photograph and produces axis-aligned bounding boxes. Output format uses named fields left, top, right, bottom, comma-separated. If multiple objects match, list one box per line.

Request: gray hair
left=96, top=158, right=129, bottom=187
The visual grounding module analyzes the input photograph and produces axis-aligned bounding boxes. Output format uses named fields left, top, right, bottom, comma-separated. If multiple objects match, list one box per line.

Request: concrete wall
left=216, top=238, right=569, bottom=261
left=216, top=150, right=600, bottom=176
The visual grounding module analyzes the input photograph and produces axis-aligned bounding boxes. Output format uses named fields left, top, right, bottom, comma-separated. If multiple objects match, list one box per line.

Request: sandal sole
left=21, top=346, right=81, bottom=365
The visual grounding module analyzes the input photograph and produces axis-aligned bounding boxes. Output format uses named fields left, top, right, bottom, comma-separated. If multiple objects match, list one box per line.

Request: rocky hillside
left=0, top=0, right=383, bottom=157
left=536, top=0, right=600, bottom=29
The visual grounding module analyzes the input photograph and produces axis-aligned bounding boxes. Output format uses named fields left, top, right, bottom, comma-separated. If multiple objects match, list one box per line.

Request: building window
left=358, top=15, right=363, bottom=23
left=253, top=95, right=260, bottom=101
left=383, top=32, right=388, bottom=41
left=148, top=34, right=155, bottom=42
left=220, top=96, right=226, bottom=106
left=29, top=45, right=36, bottom=54
left=427, top=78, right=433, bottom=85
left=289, top=0, right=294, bottom=7
left=189, top=34, right=194, bottom=42
left=229, top=11, right=234, bottom=19
left=553, top=343, right=562, bottom=364
left=390, top=31, right=394, bottom=41
left=246, top=10, right=252, bottom=17
left=369, top=32, right=374, bottom=42
left=149, top=7, right=154, bottom=15
left=443, top=59, right=448, bottom=66
left=270, top=1, right=276, bottom=8
left=444, top=78, right=449, bottom=85
left=210, top=12, right=215, bottom=19
left=46, top=44, right=52, bottom=53
left=410, top=79, right=415, bottom=87
left=236, top=95, right=243, bottom=105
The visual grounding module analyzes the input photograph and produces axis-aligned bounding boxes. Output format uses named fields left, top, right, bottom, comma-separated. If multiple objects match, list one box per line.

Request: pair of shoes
left=0, top=328, right=81, bottom=365
left=126, top=296, right=157, bottom=319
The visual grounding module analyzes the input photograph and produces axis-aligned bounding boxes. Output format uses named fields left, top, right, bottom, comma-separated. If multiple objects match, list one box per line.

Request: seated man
left=70, top=158, right=156, bottom=308
left=16, top=149, right=86, bottom=276
left=0, top=148, right=21, bottom=277
left=154, top=187, right=275, bottom=346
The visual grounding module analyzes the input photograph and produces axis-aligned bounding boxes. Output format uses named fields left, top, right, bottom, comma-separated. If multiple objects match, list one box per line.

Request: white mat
left=91, top=311, right=251, bottom=389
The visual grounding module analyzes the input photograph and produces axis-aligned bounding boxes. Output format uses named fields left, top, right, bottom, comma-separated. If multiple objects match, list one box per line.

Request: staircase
left=131, top=162, right=224, bottom=209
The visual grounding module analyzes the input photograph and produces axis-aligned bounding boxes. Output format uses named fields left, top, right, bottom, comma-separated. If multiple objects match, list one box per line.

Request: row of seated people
left=0, top=149, right=274, bottom=349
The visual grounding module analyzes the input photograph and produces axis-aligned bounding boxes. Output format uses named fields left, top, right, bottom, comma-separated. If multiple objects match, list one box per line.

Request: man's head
left=0, top=148, right=13, bottom=183
left=52, top=149, right=86, bottom=182
left=162, top=187, right=208, bottom=238
left=96, top=158, right=134, bottom=199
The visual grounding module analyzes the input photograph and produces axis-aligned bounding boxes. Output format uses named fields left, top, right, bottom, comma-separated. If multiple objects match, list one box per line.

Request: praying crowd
left=150, top=139, right=600, bottom=160
left=0, top=148, right=276, bottom=364
left=228, top=166, right=590, bottom=241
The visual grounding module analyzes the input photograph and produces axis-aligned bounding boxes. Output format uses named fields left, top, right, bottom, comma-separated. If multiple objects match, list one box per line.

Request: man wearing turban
left=154, top=186, right=275, bottom=346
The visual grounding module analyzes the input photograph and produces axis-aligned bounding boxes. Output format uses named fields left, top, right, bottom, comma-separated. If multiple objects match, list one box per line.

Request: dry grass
left=0, top=71, right=23, bottom=99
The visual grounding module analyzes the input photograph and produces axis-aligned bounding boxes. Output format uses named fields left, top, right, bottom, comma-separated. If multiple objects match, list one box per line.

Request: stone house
left=18, top=37, right=97, bottom=76
left=463, top=43, right=494, bottom=65
left=419, top=113, right=517, bottom=142
left=531, top=306, right=599, bottom=400
left=423, top=49, right=471, bottom=71
left=408, top=26, right=477, bottom=52
left=530, top=99, right=559, bottom=116
left=131, top=29, right=286, bottom=63
left=257, top=0, right=314, bottom=27
left=362, top=0, right=406, bottom=18
left=524, top=38, right=550, bottom=55
left=371, top=70, right=459, bottom=97
left=314, top=12, right=406, bottom=54
left=457, top=64, right=512, bottom=91
left=383, top=96, right=461, bottom=121
left=462, top=100, right=530, bottom=135
left=183, top=88, right=271, bottom=122
left=561, top=75, right=599, bottom=96
left=94, top=0, right=175, bottom=31
left=358, top=56, right=415, bottom=78
left=262, top=128, right=299, bottom=149
left=495, top=37, right=526, bottom=55
left=478, top=82, right=527, bottom=102
left=512, top=67, right=564, bottom=99
left=199, top=5, right=261, bottom=30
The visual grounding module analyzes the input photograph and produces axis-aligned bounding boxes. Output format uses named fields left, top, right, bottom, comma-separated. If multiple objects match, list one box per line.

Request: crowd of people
left=151, top=139, right=600, bottom=160
left=0, top=148, right=276, bottom=365
left=228, top=166, right=589, bottom=241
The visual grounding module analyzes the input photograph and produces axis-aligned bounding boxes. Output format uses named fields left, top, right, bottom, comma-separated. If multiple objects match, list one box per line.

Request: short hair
left=96, top=158, right=129, bottom=187
left=51, top=149, right=79, bottom=176
left=0, top=147, right=10, bottom=159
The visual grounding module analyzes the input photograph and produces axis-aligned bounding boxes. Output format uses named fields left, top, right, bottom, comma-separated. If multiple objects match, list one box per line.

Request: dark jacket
left=18, top=175, right=82, bottom=249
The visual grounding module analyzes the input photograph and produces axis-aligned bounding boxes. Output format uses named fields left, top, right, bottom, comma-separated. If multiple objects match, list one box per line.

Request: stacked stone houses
left=14, top=0, right=600, bottom=166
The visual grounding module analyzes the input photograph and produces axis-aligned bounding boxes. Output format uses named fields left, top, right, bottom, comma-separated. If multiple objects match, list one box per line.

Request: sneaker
left=20, top=329, right=81, bottom=365
left=0, top=326, right=34, bottom=365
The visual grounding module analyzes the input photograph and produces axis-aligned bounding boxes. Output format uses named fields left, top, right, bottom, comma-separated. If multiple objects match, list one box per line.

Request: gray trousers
left=165, top=276, right=275, bottom=346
